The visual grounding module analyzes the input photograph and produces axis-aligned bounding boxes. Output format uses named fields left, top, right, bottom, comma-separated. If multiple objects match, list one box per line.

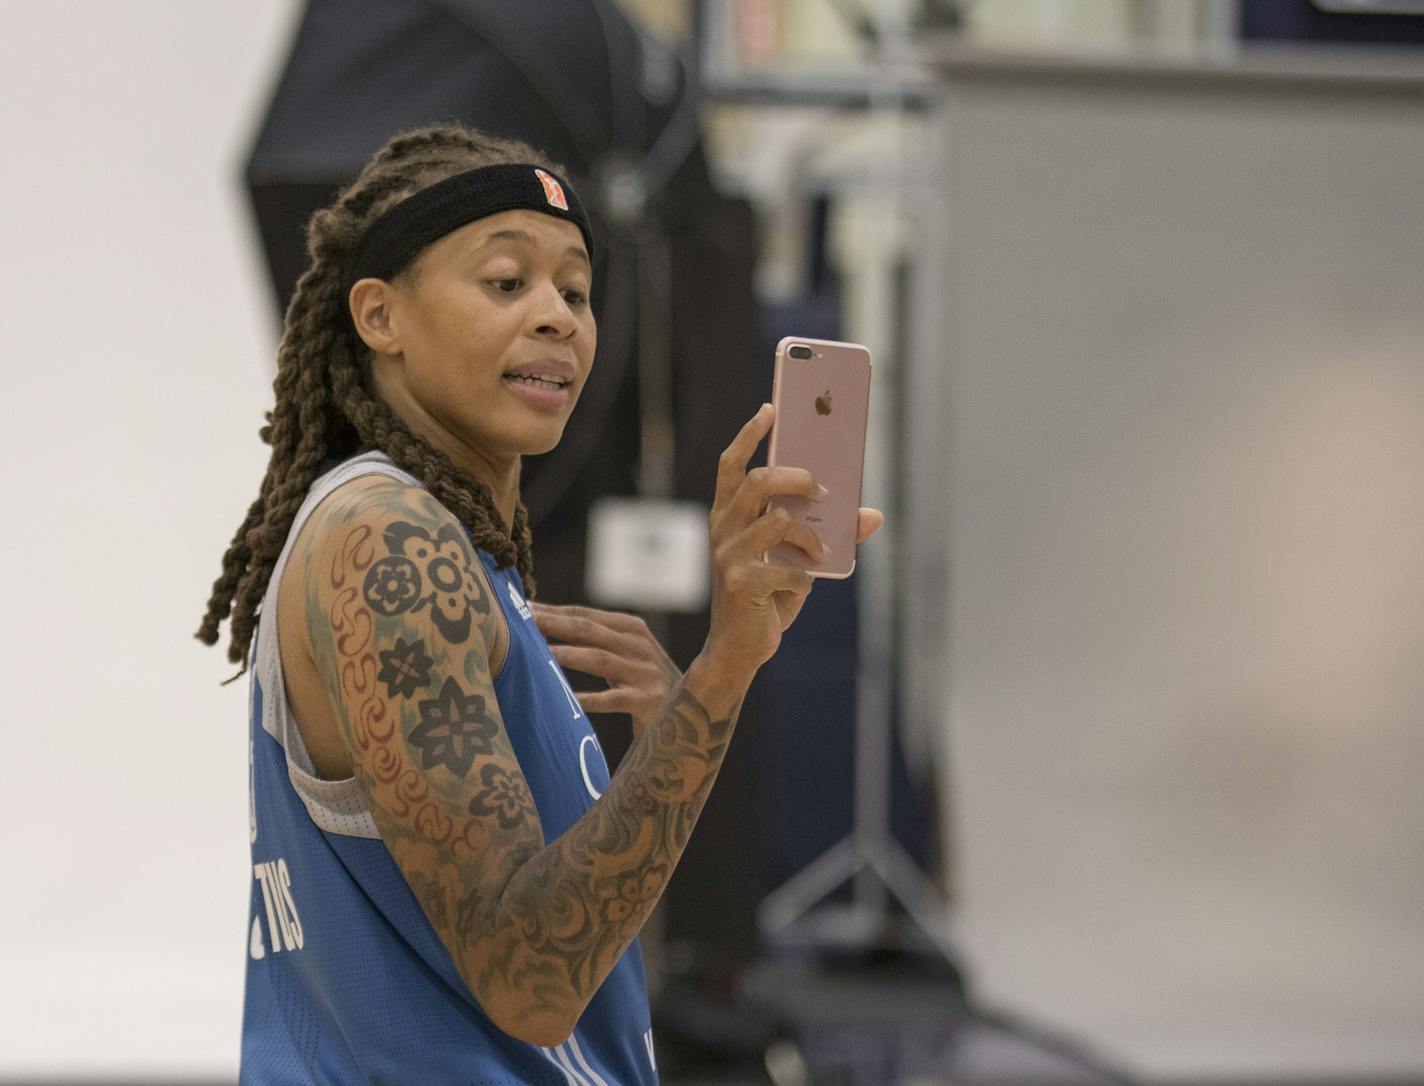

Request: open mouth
left=504, top=374, right=570, bottom=392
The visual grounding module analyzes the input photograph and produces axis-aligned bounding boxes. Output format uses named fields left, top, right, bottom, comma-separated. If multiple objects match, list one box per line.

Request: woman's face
left=369, top=208, right=596, bottom=463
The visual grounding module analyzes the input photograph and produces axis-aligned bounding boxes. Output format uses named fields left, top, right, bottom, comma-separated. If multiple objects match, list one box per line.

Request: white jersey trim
left=541, top=1042, right=603, bottom=1086
left=253, top=450, right=421, bottom=839
left=567, top=1034, right=613, bottom=1086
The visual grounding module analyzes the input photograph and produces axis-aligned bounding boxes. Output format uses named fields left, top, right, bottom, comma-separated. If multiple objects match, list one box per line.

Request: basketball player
left=196, top=123, right=882, bottom=1084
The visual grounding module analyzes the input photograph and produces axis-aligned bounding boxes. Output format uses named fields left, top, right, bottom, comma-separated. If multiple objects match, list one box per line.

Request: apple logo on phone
left=815, top=389, right=833, bottom=416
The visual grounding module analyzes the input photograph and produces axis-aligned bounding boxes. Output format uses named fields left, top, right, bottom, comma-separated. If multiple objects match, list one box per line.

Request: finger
left=549, top=643, right=631, bottom=684
left=730, top=506, right=824, bottom=566
left=530, top=600, right=648, bottom=637
left=755, top=561, right=816, bottom=599
left=724, top=556, right=815, bottom=601
left=855, top=507, right=885, bottom=543
left=576, top=688, right=640, bottom=716
left=725, top=466, right=822, bottom=528
left=713, top=403, right=775, bottom=510
left=533, top=605, right=637, bottom=653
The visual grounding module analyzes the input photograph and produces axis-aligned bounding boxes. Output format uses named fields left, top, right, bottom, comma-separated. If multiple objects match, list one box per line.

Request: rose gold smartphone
left=765, top=336, right=872, bottom=579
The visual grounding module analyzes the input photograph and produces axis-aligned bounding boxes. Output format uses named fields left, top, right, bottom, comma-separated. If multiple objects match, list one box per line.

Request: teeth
left=507, top=375, right=566, bottom=390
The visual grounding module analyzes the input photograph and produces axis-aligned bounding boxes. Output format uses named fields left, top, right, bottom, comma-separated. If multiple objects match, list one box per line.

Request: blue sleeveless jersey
left=241, top=451, right=657, bottom=1085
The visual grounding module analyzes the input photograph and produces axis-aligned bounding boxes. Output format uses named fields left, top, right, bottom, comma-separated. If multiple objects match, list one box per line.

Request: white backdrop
left=0, top=1, right=297, bottom=1077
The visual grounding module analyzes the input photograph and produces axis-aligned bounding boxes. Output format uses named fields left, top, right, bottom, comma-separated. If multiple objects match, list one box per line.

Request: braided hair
left=196, top=123, right=553, bottom=685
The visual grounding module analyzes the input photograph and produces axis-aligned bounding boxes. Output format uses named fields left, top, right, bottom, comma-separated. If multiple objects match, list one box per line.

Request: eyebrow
left=479, top=228, right=590, bottom=268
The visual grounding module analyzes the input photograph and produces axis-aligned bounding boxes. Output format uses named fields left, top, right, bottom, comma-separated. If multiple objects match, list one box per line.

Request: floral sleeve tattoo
left=302, top=481, right=739, bottom=1035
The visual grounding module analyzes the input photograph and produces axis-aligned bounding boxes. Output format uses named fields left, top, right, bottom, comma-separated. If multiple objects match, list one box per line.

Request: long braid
left=328, top=343, right=534, bottom=577
left=196, top=123, right=551, bottom=684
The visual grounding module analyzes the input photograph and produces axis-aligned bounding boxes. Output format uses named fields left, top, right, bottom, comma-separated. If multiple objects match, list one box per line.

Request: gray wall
left=907, top=54, right=1424, bottom=1077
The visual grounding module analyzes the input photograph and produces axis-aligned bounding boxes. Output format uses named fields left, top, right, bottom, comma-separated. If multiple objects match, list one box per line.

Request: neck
left=465, top=452, right=520, bottom=537
left=372, top=370, right=521, bottom=535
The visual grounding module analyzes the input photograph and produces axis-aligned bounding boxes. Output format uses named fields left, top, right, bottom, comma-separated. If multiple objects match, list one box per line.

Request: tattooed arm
left=303, top=405, right=879, bottom=1046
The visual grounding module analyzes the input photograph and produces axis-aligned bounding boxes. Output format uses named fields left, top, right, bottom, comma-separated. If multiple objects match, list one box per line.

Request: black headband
left=343, top=163, right=594, bottom=295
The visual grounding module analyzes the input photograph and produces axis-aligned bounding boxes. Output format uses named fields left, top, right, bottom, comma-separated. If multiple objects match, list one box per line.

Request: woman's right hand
left=700, top=403, right=828, bottom=677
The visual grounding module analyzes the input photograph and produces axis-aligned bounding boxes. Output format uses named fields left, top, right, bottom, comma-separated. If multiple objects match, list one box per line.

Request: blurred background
left=3, top=0, right=1423, bottom=1082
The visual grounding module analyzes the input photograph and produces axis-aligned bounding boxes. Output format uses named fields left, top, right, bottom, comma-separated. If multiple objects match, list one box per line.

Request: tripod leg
left=757, top=837, right=864, bottom=937
left=863, top=837, right=958, bottom=958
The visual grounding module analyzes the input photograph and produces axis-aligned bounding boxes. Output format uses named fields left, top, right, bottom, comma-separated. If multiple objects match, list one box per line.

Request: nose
left=531, top=280, right=576, bottom=339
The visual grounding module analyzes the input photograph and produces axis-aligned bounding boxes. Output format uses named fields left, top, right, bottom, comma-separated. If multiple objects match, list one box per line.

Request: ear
left=347, top=278, right=405, bottom=356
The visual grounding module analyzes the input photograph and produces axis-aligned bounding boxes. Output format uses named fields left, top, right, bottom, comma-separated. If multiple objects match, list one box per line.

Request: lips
left=505, top=373, right=569, bottom=392
left=503, top=357, right=577, bottom=387
left=502, top=357, right=577, bottom=411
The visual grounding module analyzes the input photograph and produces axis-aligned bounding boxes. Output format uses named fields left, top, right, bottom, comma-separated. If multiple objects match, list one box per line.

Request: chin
left=529, top=431, right=568, bottom=456
left=515, top=420, right=570, bottom=457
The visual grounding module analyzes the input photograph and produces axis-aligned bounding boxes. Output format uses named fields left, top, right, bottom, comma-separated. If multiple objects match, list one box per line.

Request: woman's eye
left=491, top=278, right=522, bottom=293
left=562, top=289, right=588, bottom=307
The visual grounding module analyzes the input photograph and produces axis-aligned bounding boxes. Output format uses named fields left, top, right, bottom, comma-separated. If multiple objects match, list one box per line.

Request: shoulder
left=305, top=470, right=424, bottom=536
left=297, top=470, right=460, bottom=571
left=291, top=470, right=510, bottom=675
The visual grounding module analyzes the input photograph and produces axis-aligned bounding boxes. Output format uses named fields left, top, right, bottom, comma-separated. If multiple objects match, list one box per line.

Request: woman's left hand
left=531, top=602, right=682, bottom=739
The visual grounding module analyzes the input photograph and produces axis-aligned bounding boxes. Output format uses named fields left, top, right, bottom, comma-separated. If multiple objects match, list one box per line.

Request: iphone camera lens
left=789, top=345, right=813, bottom=360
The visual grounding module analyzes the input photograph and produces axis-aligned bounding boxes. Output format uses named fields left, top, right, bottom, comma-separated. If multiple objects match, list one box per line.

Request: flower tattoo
left=363, top=556, right=422, bottom=617
left=408, top=677, right=499, bottom=778
left=374, top=521, right=490, bottom=644
left=600, top=867, right=665, bottom=931
left=377, top=636, right=434, bottom=699
left=468, top=763, right=536, bottom=830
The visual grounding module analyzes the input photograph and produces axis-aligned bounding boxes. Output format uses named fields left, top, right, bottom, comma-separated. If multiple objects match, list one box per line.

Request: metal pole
left=755, top=7, right=958, bottom=963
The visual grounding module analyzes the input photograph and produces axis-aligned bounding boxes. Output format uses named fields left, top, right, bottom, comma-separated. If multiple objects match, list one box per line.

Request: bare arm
left=302, top=406, right=867, bottom=1045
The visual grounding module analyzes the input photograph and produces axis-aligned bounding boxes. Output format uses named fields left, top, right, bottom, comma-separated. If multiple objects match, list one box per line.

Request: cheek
left=579, top=318, right=598, bottom=367
left=426, top=324, right=504, bottom=388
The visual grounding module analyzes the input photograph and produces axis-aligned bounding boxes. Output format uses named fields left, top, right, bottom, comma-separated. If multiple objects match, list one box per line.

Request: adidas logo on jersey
left=506, top=579, right=532, bottom=622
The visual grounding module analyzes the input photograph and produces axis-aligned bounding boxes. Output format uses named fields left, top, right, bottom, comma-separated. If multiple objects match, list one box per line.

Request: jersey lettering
left=579, top=735, right=605, bottom=801
left=249, top=915, right=266, bottom=960
left=276, top=858, right=304, bottom=948
left=254, top=862, right=282, bottom=953
left=253, top=856, right=304, bottom=954
left=548, top=659, right=583, bottom=720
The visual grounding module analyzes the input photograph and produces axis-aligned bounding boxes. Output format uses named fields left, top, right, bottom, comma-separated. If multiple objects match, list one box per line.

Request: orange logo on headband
left=534, top=168, right=569, bottom=211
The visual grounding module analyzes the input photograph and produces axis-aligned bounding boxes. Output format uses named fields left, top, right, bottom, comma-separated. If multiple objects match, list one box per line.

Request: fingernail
left=814, top=484, right=829, bottom=501
left=760, top=402, right=772, bottom=416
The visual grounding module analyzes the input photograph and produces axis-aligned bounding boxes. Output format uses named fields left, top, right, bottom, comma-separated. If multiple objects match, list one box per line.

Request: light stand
left=733, top=7, right=958, bottom=963
left=753, top=207, right=956, bottom=962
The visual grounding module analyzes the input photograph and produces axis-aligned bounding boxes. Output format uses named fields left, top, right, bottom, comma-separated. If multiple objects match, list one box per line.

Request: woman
left=197, top=122, right=882, bottom=1084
